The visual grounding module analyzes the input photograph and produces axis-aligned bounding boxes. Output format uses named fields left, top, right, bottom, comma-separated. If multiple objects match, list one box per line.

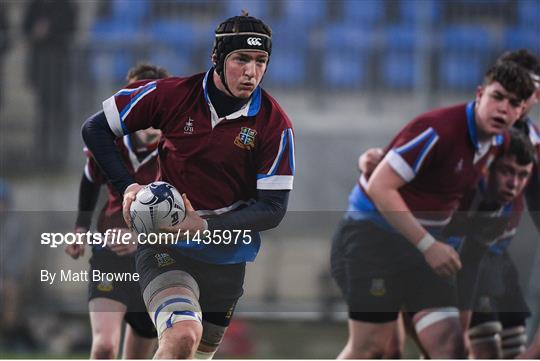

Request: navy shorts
left=88, top=249, right=156, bottom=338
left=331, top=218, right=458, bottom=323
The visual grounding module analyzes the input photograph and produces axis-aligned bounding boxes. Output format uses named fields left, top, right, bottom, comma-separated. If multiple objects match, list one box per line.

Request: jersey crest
left=234, top=127, right=257, bottom=150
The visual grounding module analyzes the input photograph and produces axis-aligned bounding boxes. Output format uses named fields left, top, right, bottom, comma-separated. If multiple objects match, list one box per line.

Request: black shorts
left=89, top=249, right=157, bottom=338
left=331, top=218, right=457, bottom=323
left=136, top=245, right=245, bottom=327
left=470, top=252, right=530, bottom=329
left=456, top=238, right=490, bottom=310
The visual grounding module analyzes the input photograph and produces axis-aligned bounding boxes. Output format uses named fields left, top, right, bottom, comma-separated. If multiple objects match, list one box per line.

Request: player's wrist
left=124, top=182, right=140, bottom=195
left=416, top=232, right=436, bottom=253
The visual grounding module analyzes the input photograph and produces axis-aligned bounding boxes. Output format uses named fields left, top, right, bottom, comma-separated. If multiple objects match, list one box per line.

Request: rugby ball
left=130, top=181, right=186, bottom=234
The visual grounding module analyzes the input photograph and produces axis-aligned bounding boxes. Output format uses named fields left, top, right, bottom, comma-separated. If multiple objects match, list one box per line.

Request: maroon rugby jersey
left=358, top=102, right=506, bottom=229
left=85, top=136, right=159, bottom=232
left=102, top=71, right=295, bottom=217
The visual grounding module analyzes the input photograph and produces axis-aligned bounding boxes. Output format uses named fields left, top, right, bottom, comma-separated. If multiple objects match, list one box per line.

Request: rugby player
left=66, top=64, right=168, bottom=359
left=331, top=61, right=534, bottom=358
left=465, top=49, right=540, bottom=359
left=449, top=128, right=536, bottom=358
left=82, top=13, right=294, bottom=359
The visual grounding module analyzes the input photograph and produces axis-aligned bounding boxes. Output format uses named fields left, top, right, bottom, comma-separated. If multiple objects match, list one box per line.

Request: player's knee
left=346, top=337, right=387, bottom=359
left=160, top=324, right=201, bottom=359
left=143, top=271, right=203, bottom=338
left=501, top=325, right=527, bottom=358
left=91, top=338, right=118, bottom=359
left=415, top=308, right=465, bottom=357
left=438, top=331, right=466, bottom=358
left=383, top=343, right=403, bottom=359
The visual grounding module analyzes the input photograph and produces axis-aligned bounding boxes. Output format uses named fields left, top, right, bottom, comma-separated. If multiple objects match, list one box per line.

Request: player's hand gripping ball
left=130, top=181, right=186, bottom=234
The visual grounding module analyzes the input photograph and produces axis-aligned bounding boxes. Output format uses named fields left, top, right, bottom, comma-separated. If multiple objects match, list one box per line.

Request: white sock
left=194, top=349, right=216, bottom=360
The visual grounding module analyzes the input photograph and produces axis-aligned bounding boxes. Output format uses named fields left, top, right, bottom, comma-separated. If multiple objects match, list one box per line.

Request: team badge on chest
left=234, top=127, right=257, bottom=150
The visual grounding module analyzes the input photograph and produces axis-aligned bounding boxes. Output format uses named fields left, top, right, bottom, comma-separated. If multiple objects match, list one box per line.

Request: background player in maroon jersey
left=469, top=49, right=540, bottom=360
left=82, top=13, right=294, bottom=359
left=66, top=63, right=168, bottom=359
left=331, top=61, right=534, bottom=359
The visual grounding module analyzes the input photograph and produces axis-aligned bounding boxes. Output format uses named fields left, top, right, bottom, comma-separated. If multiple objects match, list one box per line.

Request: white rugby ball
left=130, top=181, right=186, bottom=234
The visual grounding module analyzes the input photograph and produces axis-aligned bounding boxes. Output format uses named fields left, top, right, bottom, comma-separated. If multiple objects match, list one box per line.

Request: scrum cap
left=212, top=12, right=272, bottom=95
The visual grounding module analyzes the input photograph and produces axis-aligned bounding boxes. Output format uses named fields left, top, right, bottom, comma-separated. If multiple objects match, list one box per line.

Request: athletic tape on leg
left=194, top=350, right=216, bottom=360
left=469, top=321, right=502, bottom=338
left=150, top=295, right=202, bottom=337
left=143, top=270, right=200, bottom=306
left=501, top=326, right=527, bottom=357
left=415, top=307, right=460, bottom=333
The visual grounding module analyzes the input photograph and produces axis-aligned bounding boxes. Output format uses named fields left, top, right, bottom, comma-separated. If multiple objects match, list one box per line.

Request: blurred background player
left=66, top=63, right=168, bottom=359
left=450, top=128, right=536, bottom=358
left=331, top=61, right=534, bottom=359
left=82, top=12, right=294, bottom=359
left=359, top=128, right=537, bottom=359
left=464, top=49, right=540, bottom=360
left=22, top=0, right=77, bottom=170
left=355, top=49, right=540, bottom=359
left=0, top=179, right=36, bottom=352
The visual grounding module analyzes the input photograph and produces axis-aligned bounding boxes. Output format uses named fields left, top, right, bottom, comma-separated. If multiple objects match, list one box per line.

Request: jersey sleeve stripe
left=412, top=132, right=439, bottom=173
left=287, top=128, right=295, bottom=174
left=103, top=96, right=124, bottom=137
left=386, top=150, right=415, bottom=182
left=119, top=82, right=157, bottom=124
left=257, top=175, right=294, bottom=190
left=267, top=129, right=288, bottom=175
left=528, top=123, right=540, bottom=145
left=114, top=81, right=156, bottom=96
left=84, top=161, right=94, bottom=183
left=395, top=127, right=435, bottom=155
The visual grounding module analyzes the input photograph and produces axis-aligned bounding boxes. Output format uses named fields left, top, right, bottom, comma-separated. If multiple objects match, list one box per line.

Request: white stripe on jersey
left=416, top=215, right=453, bottom=227
left=268, top=130, right=287, bottom=175
left=196, top=199, right=256, bottom=217
left=103, top=96, right=124, bottom=137
left=119, top=85, right=157, bottom=124
left=413, top=134, right=439, bottom=173
left=385, top=150, right=415, bottom=182
left=528, top=122, right=540, bottom=145
left=395, top=128, right=434, bottom=154
left=84, top=161, right=94, bottom=183
left=257, top=175, right=294, bottom=190
left=491, top=228, right=517, bottom=244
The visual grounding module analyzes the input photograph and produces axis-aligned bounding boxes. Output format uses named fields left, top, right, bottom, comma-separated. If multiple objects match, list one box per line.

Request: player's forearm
left=75, top=172, right=101, bottom=229
left=81, top=111, right=135, bottom=195
left=207, top=190, right=289, bottom=232
left=368, top=186, right=428, bottom=246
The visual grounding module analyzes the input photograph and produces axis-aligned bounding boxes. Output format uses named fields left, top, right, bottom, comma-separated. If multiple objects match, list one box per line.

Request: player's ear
left=211, top=54, right=218, bottom=67
left=475, top=85, right=484, bottom=102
